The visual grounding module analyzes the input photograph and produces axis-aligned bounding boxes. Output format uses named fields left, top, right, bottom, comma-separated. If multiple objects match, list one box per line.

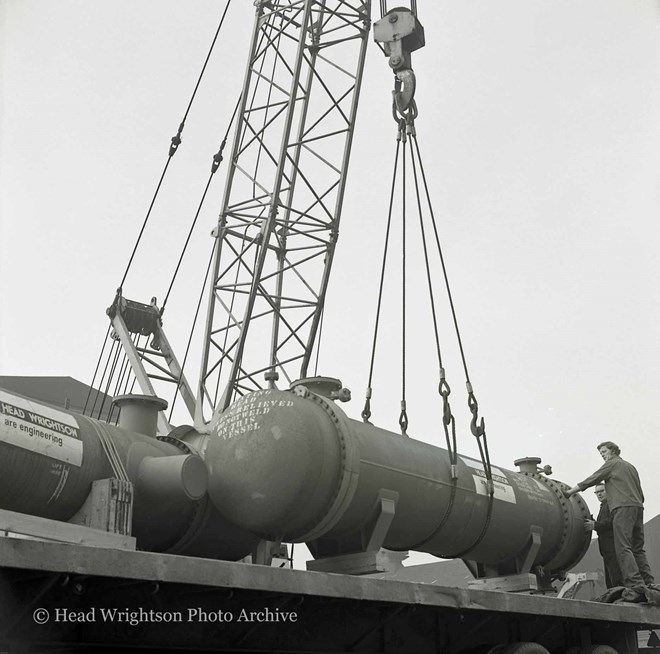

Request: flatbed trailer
left=1, top=538, right=658, bottom=654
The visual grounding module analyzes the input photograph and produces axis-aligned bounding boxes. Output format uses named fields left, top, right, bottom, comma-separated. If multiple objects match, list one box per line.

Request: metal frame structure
left=196, top=0, right=372, bottom=423
left=1, top=538, right=658, bottom=653
left=106, top=295, right=196, bottom=432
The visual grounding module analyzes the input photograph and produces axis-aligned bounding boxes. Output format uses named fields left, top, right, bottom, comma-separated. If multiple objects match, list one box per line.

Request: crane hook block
left=373, top=8, right=425, bottom=73
left=374, top=8, right=424, bottom=117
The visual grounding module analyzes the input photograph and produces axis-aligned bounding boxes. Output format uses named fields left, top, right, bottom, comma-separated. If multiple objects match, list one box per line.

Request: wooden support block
left=69, top=478, right=133, bottom=535
left=468, top=573, right=546, bottom=593
left=0, top=508, right=136, bottom=550
left=307, top=549, right=407, bottom=575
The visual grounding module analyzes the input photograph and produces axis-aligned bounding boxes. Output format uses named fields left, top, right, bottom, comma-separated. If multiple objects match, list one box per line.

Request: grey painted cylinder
left=113, top=394, right=168, bottom=438
left=205, top=388, right=591, bottom=574
left=0, top=387, right=256, bottom=559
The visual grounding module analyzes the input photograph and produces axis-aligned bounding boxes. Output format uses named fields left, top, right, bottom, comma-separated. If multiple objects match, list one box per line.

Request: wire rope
left=89, top=336, right=119, bottom=420
left=86, top=2, right=235, bottom=422
left=84, top=323, right=112, bottom=416
left=160, top=96, right=242, bottom=315
left=168, top=242, right=217, bottom=423
left=118, top=0, right=234, bottom=291
left=399, top=129, right=408, bottom=436
left=408, top=130, right=495, bottom=556
left=361, top=133, right=403, bottom=423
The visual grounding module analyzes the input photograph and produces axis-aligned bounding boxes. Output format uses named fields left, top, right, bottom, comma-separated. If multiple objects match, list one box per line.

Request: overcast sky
left=2, top=1, right=660, bottom=568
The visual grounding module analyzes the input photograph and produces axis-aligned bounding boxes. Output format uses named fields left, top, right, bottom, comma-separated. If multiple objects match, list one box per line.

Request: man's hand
left=584, top=519, right=595, bottom=532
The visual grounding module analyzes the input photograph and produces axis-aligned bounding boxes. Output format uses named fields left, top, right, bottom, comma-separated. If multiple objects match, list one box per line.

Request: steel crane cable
left=86, top=2, right=234, bottom=418
left=409, top=130, right=495, bottom=558
left=107, top=333, right=144, bottom=425
left=361, top=127, right=403, bottom=425
left=406, top=122, right=458, bottom=465
left=168, top=241, right=218, bottom=423
left=84, top=323, right=112, bottom=416
left=400, top=118, right=462, bottom=552
left=386, top=119, right=493, bottom=554
left=359, top=108, right=494, bottom=555
left=399, top=123, right=409, bottom=436
left=107, top=345, right=132, bottom=424
left=109, top=347, right=132, bottom=424
left=410, top=132, right=492, bottom=465
left=96, top=339, right=123, bottom=422
left=117, top=0, right=234, bottom=293
left=312, top=307, right=325, bottom=377
left=87, top=336, right=119, bottom=421
left=82, top=335, right=130, bottom=481
left=159, top=96, right=242, bottom=317
left=153, top=8, right=273, bottom=412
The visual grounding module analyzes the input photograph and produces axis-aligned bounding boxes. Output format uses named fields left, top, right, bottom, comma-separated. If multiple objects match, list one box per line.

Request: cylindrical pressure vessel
left=0, top=387, right=257, bottom=560
left=205, top=387, right=591, bottom=575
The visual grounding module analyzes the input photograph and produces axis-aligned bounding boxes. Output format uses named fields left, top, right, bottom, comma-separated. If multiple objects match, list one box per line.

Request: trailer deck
left=1, top=537, right=659, bottom=653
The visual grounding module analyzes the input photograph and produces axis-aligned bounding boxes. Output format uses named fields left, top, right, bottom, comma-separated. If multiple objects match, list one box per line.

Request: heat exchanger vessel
left=0, top=387, right=256, bottom=559
left=202, top=383, right=591, bottom=576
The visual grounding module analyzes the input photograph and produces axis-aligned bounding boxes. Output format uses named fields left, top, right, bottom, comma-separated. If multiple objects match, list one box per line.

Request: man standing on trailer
left=565, top=441, right=655, bottom=601
left=584, top=484, right=623, bottom=588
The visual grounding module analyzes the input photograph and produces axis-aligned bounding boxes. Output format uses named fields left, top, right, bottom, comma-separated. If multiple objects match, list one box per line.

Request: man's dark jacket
left=594, top=500, right=615, bottom=555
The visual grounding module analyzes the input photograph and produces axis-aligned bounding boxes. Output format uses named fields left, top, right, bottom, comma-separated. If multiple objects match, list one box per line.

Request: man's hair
left=597, top=441, right=621, bottom=456
left=595, top=484, right=605, bottom=492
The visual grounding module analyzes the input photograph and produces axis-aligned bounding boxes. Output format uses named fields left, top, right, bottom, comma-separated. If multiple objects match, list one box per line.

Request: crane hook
left=374, top=7, right=425, bottom=125
left=468, top=391, right=485, bottom=439
left=392, top=70, right=418, bottom=122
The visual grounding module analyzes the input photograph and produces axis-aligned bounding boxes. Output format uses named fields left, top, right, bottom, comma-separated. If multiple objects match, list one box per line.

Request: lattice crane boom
left=195, top=0, right=372, bottom=424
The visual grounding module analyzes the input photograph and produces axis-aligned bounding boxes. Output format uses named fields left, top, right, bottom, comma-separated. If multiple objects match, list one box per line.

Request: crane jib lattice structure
left=196, top=0, right=373, bottom=423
